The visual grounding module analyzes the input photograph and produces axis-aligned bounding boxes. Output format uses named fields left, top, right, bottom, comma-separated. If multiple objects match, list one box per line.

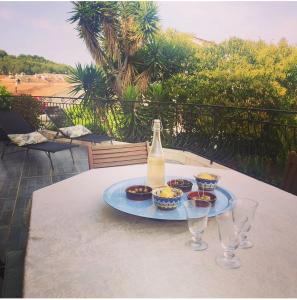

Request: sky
left=1, top=1, right=297, bottom=66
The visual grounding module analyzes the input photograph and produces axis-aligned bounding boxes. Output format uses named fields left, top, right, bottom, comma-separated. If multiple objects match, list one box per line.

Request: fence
left=0, top=94, right=296, bottom=186
left=38, top=96, right=297, bottom=188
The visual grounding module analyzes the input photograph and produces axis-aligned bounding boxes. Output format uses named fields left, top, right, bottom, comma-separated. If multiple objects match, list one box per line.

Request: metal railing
left=37, top=96, right=297, bottom=188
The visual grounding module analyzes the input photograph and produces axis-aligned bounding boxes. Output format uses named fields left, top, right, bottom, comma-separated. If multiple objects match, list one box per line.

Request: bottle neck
left=150, top=128, right=163, bottom=156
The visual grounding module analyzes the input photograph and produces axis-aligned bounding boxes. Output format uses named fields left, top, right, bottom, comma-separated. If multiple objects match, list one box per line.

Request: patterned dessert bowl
left=194, top=173, right=220, bottom=191
left=152, top=186, right=183, bottom=210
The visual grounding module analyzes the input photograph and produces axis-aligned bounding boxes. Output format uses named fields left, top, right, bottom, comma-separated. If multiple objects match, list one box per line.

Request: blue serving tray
left=103, top=177, right=236, bottom=221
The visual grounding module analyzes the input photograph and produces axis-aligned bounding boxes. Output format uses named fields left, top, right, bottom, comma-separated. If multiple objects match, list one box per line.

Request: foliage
left=68, top=63, right=112, bottom=105
left=43, top=98, right=295, bottom=188
left=64, top=104, right=96, bottom=130
left=164, top=69, right=287, bottom=108
left=0, top=85, right=12, bottom=110
left=135, top=29, right=199, bottom=83
left=0, top=85, right=10, bottom=96
left=0, top=50, right=70, bottom=75
left=68, top=1, right=159, bottom=95
left=158, top=37, right=297, bottom=110
left=122, top=85, right=140, bottom=101
left=69, top=28, right=297, bottom=111
left=146, top=83, right=167, bottom=102
left=11, top=95, right=42, bottom=129
left=0, top=50, right=8, bottom=58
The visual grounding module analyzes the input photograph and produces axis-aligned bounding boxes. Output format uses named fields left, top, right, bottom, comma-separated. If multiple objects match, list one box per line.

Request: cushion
left=8, top=131, right=48, bottom=147
left=59, top=125, right=91, bottom=138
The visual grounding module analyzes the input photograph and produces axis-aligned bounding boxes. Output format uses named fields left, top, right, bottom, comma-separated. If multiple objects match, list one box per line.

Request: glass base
left=239, top=239, right=253, bottom=249
left=190, top=240, right=208, bottom=251
left=216, top=255, right=240, bottom=269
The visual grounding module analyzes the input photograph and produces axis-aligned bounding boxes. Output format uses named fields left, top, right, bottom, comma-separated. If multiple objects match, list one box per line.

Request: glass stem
left=224, top=250, right=235, bottom=260
left=193, top=234, right=202, bottom=243
left=241, top=232, right=248, bottom=241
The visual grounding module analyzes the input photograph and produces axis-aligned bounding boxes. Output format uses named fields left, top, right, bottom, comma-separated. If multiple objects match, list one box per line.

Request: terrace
left=0, top=141, right=89, bottom=297
left=0, top=95, right=297, bottom=297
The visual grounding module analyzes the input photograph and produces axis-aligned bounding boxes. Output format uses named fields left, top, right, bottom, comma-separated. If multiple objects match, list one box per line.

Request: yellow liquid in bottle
left=147, top=156, right=165, bottom=188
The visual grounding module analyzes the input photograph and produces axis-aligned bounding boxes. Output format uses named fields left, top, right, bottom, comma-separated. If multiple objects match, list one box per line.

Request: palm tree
left=68, top=63, right=112, bottom=104
left=68, top=1, right=159, bottom=96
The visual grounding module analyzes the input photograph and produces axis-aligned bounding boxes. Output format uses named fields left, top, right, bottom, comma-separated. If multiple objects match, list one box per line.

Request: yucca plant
left=68, top=1, right=159, bottom=96
left=68, top=63, right=115, bottom=134
left=68, top=63, right=112, bottom=105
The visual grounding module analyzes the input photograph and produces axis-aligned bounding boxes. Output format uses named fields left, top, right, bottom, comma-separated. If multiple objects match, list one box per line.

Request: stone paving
left=0, top=142, right=89, bottom=297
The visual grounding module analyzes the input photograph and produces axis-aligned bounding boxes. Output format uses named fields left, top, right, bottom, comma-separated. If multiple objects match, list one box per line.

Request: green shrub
left=11, top=95, right=42, bottom=129
left=0, top=85, right=12, bottom=110
left=163, top=69, right=289, bottom=108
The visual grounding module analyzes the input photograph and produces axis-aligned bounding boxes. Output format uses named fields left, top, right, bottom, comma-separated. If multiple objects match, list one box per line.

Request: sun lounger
left=45, top=106, right=113, bottom=144
left=0, top=111, right=78, bottom=169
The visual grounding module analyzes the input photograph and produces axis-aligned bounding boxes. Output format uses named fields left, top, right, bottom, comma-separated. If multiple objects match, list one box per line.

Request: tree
left=134, top=29, right=199, bottom=84
left=0, top=51, right=70, bottom=75
left=68, top=63, right=112, bottom=105
left=68, top=1, right=159, bottom=96
left=0, top=50, right=7, bottom=58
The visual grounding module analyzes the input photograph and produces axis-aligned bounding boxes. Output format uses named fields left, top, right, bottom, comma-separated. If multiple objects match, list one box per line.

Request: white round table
left=24, top=163, right=297, bottom=297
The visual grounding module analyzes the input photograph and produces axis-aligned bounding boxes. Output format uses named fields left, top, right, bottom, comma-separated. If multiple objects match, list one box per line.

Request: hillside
left=0, top=50, right=70, bottom=75
left=0, top=74, right=72, bottom=97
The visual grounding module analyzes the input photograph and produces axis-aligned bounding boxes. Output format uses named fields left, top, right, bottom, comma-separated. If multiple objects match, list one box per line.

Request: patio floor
left=0, top=141, right=89, bottom=297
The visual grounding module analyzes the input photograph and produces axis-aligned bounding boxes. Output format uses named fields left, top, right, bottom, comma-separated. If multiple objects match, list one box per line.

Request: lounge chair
left=44, top=106, right=113, bottom=144
left=0, top=111, right=78, bottom=169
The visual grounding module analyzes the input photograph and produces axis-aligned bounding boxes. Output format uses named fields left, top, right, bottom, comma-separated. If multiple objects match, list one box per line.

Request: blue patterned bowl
left=194, top=173, right=219, bottom=191
left=152, top=187, right=183, bottom=210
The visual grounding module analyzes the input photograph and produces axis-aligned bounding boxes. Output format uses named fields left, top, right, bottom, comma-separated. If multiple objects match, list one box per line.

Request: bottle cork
left=153, top=119, right=161, bottom=129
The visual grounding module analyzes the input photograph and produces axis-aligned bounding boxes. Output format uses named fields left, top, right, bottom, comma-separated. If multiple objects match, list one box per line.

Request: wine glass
left=184, top=199, right=211, bottom=251
left=215, top=210, right=247, bottom=269
left=232, top=197, right=259, bottom=249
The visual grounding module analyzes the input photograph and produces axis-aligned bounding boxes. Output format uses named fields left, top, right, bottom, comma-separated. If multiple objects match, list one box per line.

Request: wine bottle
left=147, top=119, right=165, bottom=188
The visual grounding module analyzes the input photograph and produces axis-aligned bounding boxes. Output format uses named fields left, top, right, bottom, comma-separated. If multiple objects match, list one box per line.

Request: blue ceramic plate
left=103, top=177, right=236, bottom=221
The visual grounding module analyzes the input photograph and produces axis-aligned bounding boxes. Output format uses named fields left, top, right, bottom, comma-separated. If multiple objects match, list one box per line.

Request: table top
left=24, top=163, right=297, bottom=298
